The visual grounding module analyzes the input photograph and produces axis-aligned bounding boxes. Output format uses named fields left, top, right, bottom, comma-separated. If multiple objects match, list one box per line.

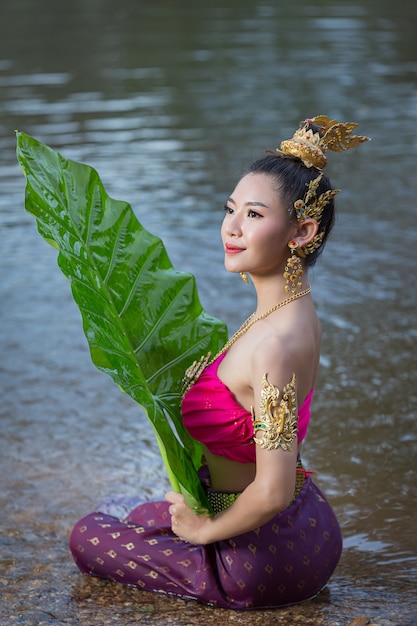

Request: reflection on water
left=1, top=0, right=417, bottom=621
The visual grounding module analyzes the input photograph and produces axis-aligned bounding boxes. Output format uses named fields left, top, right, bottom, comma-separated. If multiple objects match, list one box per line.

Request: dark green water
left=1, top=1, right=416, bottom=623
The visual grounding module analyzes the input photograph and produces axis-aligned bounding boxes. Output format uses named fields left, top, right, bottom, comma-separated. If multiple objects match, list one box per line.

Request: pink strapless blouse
left=182, top=352, right=314, bottom=464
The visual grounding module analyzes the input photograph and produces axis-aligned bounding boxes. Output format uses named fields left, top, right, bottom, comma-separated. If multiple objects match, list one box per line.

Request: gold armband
left=251, top=373, right=298, bottom=452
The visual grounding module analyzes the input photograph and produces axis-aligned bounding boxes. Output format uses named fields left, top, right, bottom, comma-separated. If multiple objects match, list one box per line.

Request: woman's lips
left=225, top=243, right=244, bottom=254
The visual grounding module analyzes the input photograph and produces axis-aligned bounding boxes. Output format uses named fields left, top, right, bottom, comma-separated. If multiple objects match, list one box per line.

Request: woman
left=69, top=116, right=369, bottom=609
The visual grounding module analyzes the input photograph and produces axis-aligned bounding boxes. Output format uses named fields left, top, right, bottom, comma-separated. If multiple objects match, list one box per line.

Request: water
left=1, top=1, right=417, bottom=623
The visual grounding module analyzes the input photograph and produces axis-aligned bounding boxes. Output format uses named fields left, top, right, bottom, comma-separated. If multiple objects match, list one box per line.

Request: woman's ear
left=293, top=218, right=318, bottom=249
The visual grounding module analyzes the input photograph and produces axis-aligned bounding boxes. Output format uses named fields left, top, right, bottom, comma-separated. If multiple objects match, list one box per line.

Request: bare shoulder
left=217, top=302, right=321, bottom=408
left=251, top=331, right=296, bottom=380
left=250, top=311, right=321, bottom=399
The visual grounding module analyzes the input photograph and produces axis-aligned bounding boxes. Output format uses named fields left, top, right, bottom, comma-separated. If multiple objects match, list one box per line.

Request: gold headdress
left=278, top=115, right=370, bottom=257
left=278, top=115, right=370, bottom=170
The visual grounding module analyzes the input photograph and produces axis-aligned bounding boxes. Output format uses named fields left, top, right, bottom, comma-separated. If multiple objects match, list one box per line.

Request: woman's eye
left=248, top=209, right=261, bottom=218
left=224, top=204, right=233, bottom=214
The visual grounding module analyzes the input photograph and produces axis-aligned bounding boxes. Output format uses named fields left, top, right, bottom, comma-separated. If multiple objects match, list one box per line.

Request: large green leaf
left=16, top=131, right=228, bottom=513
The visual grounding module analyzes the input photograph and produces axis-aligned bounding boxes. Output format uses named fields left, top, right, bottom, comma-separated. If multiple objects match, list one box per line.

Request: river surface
left=1, top=1, right=416, bottom=624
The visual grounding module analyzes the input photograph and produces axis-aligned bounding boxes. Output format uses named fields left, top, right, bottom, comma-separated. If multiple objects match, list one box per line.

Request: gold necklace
left=181, top=286, right=311, bottom=398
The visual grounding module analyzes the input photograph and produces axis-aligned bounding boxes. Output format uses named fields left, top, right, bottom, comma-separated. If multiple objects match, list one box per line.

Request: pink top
left=182, top=352, right=314, bottom=464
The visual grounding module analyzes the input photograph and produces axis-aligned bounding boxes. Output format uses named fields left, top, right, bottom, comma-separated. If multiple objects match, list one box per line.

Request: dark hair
left=245, top=139, right=336, bottom=268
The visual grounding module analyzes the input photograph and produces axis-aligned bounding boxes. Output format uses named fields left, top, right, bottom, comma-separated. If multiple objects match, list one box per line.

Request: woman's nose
left=224, top=213, right=242, bottom=236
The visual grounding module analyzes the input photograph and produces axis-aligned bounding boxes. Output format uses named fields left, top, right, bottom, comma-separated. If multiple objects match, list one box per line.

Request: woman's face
left=221, top=173, right=296, bottom=278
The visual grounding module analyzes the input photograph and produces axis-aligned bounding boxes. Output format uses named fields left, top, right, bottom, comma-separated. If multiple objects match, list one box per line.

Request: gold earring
left=284, top=241, right=303, bottom=294
left=240, top=272, right=249, bottom=283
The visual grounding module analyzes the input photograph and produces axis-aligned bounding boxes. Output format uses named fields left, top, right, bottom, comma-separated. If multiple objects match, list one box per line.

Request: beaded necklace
left=181, top=286, right=311, bottom=398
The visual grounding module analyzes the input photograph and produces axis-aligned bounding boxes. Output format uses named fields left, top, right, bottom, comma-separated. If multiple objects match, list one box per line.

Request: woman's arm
left=167, top=342, right=300, bottom=544
left=166, top=440, right=297, bottom=544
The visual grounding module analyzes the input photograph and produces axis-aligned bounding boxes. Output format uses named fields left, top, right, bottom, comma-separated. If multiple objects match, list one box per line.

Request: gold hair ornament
left=293, top=173, right=340, bottom=257
left=252, top=373, right=298, bottom=452
left=277, top=115, right=370, bottom=170
left=279, top=115, right=369, bottom=257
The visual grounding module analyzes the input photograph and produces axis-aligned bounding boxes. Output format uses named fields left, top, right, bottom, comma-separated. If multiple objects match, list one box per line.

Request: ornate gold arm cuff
left=252, top=373, right=297, bottom=451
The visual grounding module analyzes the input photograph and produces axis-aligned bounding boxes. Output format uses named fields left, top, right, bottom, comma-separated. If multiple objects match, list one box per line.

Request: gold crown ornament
left=278, top=115, right=370, bottom=257
left=278, top=115, right=370, bottom=170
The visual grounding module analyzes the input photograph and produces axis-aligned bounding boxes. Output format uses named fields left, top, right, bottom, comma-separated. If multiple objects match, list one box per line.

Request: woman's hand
left=165, top=491, right=212, bottom=545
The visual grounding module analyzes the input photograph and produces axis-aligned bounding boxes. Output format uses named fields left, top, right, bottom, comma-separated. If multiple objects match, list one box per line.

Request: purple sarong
left=69, top=476, right=342, bottom=609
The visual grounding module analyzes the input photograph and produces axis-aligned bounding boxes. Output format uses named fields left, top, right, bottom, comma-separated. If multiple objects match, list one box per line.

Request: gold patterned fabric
left=206, top=489, right=240, bottom=514
left=69, top=470, right=341, bottom=609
